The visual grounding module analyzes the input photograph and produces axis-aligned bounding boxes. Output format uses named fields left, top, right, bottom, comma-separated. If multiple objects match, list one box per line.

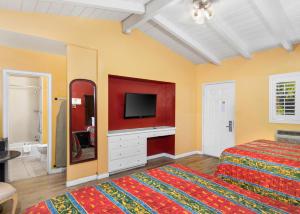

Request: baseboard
left=66, top=175, right=97, bottom=187
left=175, top=151, right=203, bottom=159
left=147, top=151, right=203, bottom=160
left=97, top=173, right=109, bottom=180
left=66, top=172, right=109, bottom=187
left=66, top=151, right=203, bottom=187
left=49, top=167, right=66, bottom=174
left=147, top=153, right=170, bottom=160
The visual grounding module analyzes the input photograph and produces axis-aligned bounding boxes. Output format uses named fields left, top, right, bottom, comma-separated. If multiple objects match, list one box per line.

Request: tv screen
left=124, top=93, right=157, bottom=118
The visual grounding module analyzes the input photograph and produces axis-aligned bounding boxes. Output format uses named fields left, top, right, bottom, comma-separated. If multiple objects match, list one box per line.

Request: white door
left=203, top=82, right=235, bottom=157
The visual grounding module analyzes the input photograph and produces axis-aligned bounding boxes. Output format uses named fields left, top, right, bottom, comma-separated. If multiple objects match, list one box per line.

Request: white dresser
left=108, top=126, right=176, bottom=174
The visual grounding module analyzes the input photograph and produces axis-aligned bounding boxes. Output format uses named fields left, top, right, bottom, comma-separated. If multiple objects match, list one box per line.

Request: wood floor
left=5, top=155, right=219, bottom=213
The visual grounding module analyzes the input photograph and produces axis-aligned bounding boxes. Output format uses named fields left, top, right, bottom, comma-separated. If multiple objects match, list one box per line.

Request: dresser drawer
left=110, top=145, right=146, bottom=161
left=108, top=134, right=140, bottom=144
left=109, top=155, right=146, bottom=173
left=109, top=138, right=146, bottom=150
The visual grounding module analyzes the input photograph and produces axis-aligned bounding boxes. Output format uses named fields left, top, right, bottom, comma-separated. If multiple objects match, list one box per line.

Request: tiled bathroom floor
left=8, top=156, right=47, bottom=181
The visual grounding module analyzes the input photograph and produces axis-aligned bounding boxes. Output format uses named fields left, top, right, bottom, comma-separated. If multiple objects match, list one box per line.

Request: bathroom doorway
left=3, top=70, right=54, bottom=181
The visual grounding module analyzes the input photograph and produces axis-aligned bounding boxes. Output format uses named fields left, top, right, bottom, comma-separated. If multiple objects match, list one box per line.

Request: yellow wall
left=0, top=10, right=198, bottom=181
left=67, top=45, right=98, bottom=181
left=196, top=46, right=300, bottom=150
left=0, top=45, right=67, bottom=166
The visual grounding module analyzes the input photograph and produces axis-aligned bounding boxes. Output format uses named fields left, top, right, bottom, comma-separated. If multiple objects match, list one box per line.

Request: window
left=270, top=72, right=300, bottom=124
left=275, top=81, right=296, bottom=116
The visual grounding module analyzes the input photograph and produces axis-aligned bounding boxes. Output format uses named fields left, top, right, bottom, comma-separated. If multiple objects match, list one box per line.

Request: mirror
left=70, top=79, right=97, bottom=164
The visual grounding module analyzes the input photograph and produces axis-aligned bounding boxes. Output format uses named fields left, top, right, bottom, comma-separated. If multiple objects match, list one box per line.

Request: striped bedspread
left=215, top=140, right=300, bottom=207
left=25, top=164, right=299, bottom=214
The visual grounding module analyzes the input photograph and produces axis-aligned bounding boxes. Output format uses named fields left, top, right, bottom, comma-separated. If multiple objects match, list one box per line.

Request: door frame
left=201, top=80, right=236, bottom=157
left=2, top=69, right=58, bottom=174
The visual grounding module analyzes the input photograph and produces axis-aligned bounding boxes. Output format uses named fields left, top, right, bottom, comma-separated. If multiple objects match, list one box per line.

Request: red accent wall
left=109, top=75, right=175, bottom=155
left=147, top=136, right=175, bottom=156
left=71, top=81, right=94, bottom=131
left=109, top=75, right=175, bottom=130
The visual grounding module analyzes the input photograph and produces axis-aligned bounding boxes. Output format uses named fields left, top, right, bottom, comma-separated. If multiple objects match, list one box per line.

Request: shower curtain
left=55, top=100, right=67, bottom=168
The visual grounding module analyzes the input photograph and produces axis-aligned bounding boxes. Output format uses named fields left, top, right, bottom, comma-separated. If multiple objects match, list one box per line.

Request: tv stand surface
left=107, top=126, right=176, bottom=174
left=107, top=126, right=175, bottom=136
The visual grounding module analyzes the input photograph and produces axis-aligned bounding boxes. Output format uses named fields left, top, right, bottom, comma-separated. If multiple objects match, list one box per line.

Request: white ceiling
left=0, top=0, right=148, bottom=20
left=0, top=0, right=299, bottom=64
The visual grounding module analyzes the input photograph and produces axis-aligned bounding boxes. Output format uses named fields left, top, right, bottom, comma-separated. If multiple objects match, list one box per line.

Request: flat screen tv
left=124, top=93, right=157, bottom=118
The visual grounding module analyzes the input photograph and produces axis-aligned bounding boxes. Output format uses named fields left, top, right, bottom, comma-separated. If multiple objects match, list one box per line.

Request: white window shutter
left=269, top=72, right=300, bottom=124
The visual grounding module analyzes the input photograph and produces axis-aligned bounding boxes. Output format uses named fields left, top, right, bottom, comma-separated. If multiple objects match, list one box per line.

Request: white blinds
left=275, top=81, right=296, bottom=116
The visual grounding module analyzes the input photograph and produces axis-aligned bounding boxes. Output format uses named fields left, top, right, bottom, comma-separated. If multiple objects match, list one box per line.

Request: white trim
left=174, top=151, right=203, bottom=159
left=97, top=173, right=109, bottom=180
left=202, top=81, right=236, bottom=157
left=3, top=72, right=8, bottom=138
left=66, top=175, right=97, bottom=187
left=39, top=78, right=44, bottom=145
left=201, top=83, right=205, bottom=157
left=147, top=153, right=172, bottom=160
left=2, top=69, right=57, bottom=174
left=66, top=172, right=109, bottom=187
left=67, top=151, right=203, bottom=187
left=147, top=151, right=203, bottom=160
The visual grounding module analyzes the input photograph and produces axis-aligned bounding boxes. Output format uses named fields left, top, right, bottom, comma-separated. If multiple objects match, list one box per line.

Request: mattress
left=215, top=140, right=300, bottom=206
left=25, top=164, right=299, bottom=213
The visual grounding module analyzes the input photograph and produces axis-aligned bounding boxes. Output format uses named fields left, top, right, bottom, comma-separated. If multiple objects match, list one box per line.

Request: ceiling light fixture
left=192, top=0, right=213, bottom=24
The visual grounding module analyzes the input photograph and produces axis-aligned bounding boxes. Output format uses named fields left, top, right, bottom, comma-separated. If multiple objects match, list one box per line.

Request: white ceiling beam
left=153, top=15, right=220, bottom=65
left=207, top=18, right=251, bottom=59
left=45, top=0, right=145, bottom=14
left=250, top=0, right=294, bottom=51
left=122, top=0, right=179, bottom=34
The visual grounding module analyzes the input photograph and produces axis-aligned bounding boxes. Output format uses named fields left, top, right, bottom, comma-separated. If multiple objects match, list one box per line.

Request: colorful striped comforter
left=25, top=164, right=299, bottom=213
left=215, top=140, right=300, bottom=207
